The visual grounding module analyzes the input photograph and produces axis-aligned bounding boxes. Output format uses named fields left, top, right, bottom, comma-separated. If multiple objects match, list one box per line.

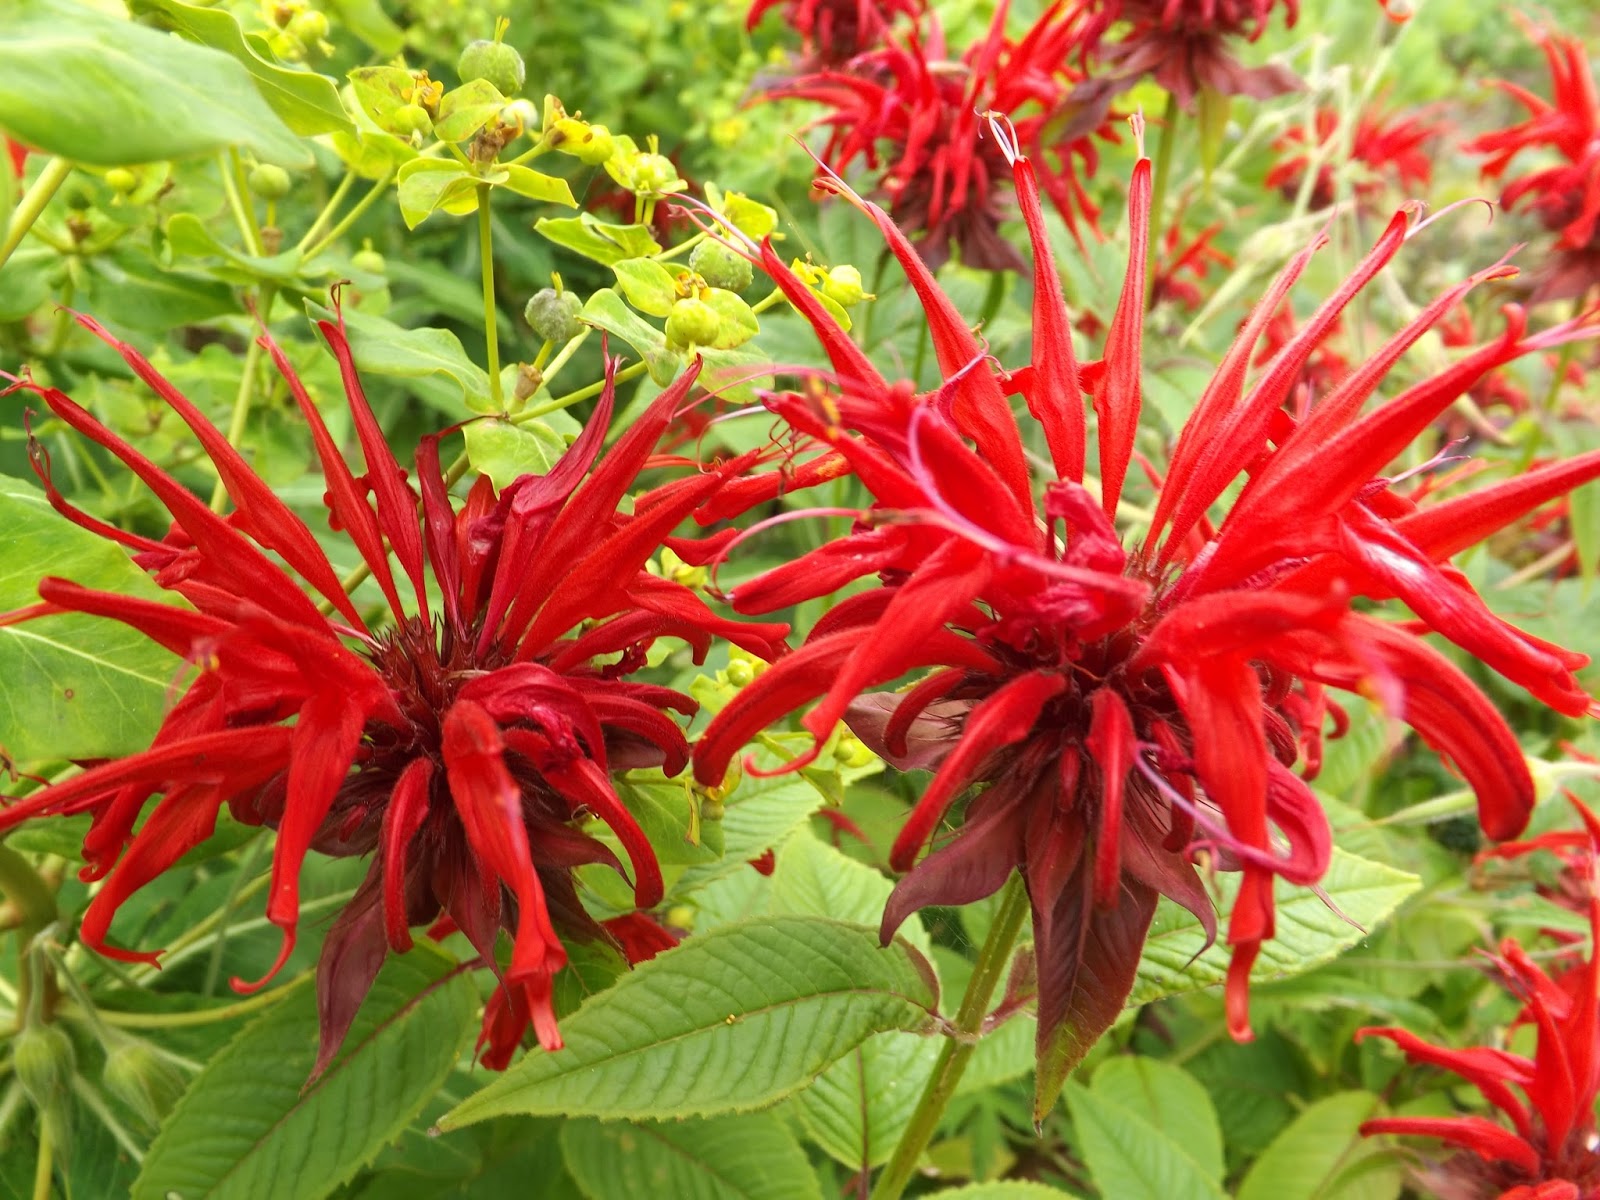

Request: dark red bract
left=747, top=0, right=923, bottom=65
left=1084, top=0, right=1301, bottom=108
left=690, top=116, right=1600, bottom=1114
left=0, top=311, right=786, bottom=1071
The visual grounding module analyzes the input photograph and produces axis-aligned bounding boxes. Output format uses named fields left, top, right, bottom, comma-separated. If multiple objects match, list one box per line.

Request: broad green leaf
left=1090, top=1058, right=1224, bottom=1183
left=129, top=0, right=353, bottom=137
left=1130, top=848, right=1420, bottom=1007
left=304, top=301, right=491, bottom=411
left=0, top=0, right=309, bottom=167
left=560, top=1115, right=822, bottom=1200
left=536, top=215, right=662, bottom=265
left=580, top=288, right=681, bottom=385
left=612, top=258, right=680, bottom=318
left=166, top=213, right=318, bottom=288
left=500, top=165, right=576, bottom=208
left=396, top=159, right=488, bottom=229
left=1235, top=1091, right=1402, bottom=1200
left=433, top=79, right=507, bottom=142
left=677, top=767, right=823, bottom=894
left=348, top=66, right=417, bottom=128
left=0, top=246, right=56, bottom=322
left=1064, top=1079, right=1227, bottom=1200
left=83, top=247, right=238, bottom=329
left=704, top=288, right=759, bottom=350
left=439, top=916, right=940, bottom=1126
left=463, top=419, right=568, bottom=491
left=322, top=0, right=405, bottom=55
left=0, top=474, right=181, bottom=764
left=132, top=945, right=476, bottom=1200
left=615, top=777, right=725, bottom=866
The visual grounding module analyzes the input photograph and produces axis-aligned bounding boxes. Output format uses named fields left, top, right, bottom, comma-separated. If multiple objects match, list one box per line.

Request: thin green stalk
left=219, top=152, right=263, bottom=257
left=295, top=170, right=357, bottom=254
left=0, top=846, right=58, bottom=1026
left=478, top=184, right=504, bottom=411
left=871, top=873, right=1030, bottom=1200
left=202, top=833, right=268, bottom=997
left=0, top=157, right=72, bottom=272
left=31, top=1112, right=52, bottom=1200
left=209, top=285, right=276, bottom=512
left=518, top=359, right=648, bottom=423
left=1145, top=92, right=1180, bottom=311
left=72, top=970, right=311, bottom=1029
left=303, top=169, right=396, bottom=259
left=229, top=148, right=264, bottom=254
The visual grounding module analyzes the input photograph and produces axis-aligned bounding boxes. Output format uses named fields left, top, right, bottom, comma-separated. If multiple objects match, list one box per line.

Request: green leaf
left=303, top=302, right=491, bottom=412
left=83, top=247, right=239, bottom=330
left=347, top=66, right=416, bottom=128
left=0, top=474, right=181, bottom=764
left=463, top=419, right=568, bottom=491
left=703, top=289, right=759, bottom=350
left=924, top=1187, right=1081, bottom=1199
left=560, top=1114, right=822, bottom=1200
left=396, top=159, right=485, bottom=229
left=0, top=0, right=309, bottom=167
left=132, top=945, right=476, bottom=1200
left=616, top=777, right=725, bottom=866
left=433, top=79, right=508, bottom=142
left=499, top=166, right=576, bottom=208
left=323, top=0, right=405, bottom=55
left=678, top=766, right=823, bottom=895
left=166, top=213, right=316, bottom=287
left=535, top=215, right=662, bottom=265
left=579, top=288, right=680, bottom=386
left=612, top=258, right=680, bottom=318
left=1065, top=1078, right=1227, bottom=1200
left=1235, top=1092, right=1402, bottom=1200
left=1130, top=848, right=1421, bottom=1007
left=439, top=916, right=940, bottom=1126
left=129, top=0, right=353, bottom=137
left=1089, top=1058, right=1224, bottom=1183
left=1571, top=478, right=1600, bottom=587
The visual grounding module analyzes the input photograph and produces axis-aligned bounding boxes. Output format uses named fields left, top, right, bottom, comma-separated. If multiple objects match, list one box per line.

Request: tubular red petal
left=1359, top=1116, right=1543, bottom=1175
left=34, top=578, right=231, bottom=656
left=1094, top=154, right=1151, bottom=517
left=1085, top=688, right=1135, bottom=908
left=1397, top=448, right=1600, bottom=562
left=379, top=758, right=435, bottom=953
left=536, top=753, right=664, bottom=909
left=1356, top=1026, right=1534, bottom=1138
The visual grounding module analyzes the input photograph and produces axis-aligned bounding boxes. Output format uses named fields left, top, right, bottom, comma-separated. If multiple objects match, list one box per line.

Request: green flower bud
left=821, top=264, right=869, bottom=308
left=632, top=153, right=678, bottom=197
left=524, top=288, right=583, bottom=343
left=247, top=164, right=292, bottom=200
left=104, top=168, right=138, bottom=194
left=689, top=240, right=753, bottom=292
left=392, top=103, right=433, bottom=137
left=457, top=39, right=526, bottom=97
left=286, top=9, right=328, bottom=44
left=351, top=247, right=386, bottom=275
left=665, top=297, right=720, bottom=348
left=834, top=733, right=876, bottom=769
left=725, top=658, right=755, bottom=688
left=103, top=1039, right=186, bottom=1126
left=13, top=1024, right=75, bottom=1109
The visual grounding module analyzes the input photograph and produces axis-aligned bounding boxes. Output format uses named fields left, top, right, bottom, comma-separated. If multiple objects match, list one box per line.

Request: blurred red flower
left=747, top=0, right=923, bottom=65
left=1466, top=22, right=1600, bottom=302
left=1361, top=799, right=1600, bottom=1200
left=1083, top=0, right=1301, bottom=108
left=0, top=310, right=785, bottom=1072
left=691, top=116, right=1600, bottom=1111
left=1266, top=102, right=1440, bottom=210
left=767, top=0, right=1114, bottom=270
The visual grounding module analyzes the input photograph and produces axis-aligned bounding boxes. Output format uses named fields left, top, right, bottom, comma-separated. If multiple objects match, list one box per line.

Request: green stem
left=303, top=169, right=396, bottom=260
left=203, top=834, right=268, bottom=997
left=518, top=359, right=647, bottom=423
left=219, top=152, right=263, bottom=257
left=68, top=970, right=311, bottom=1029
left=0, top=846, right=58, bottom=1027
left=295, top=170, right=357, bottom=255
left=31, top=1109, right=52, bottom=1200
left=478, top=184, right=504, bottom=411
left=209, top=287, right=275, bottom=512
left=1145, top=92, right=1180, bottom=311
left=750, top=287, right=787, bottom=316
left=871, top=873, right=1030, bottom=1200
left=229, top=148, right=264, bottom=255
left=0, top=157, right=72, bottom=273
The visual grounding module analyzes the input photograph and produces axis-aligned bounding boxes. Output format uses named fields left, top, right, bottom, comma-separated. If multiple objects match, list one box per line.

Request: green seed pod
left=701, top=793, right=726, bottom=821
left=392, top=103, right=433, bottom=137
left=352, top=247, right=386, bottom=275
left=457, top=39, right=526, bottom=97
left=524, top=288, right=583, bottom=343
left=821, top=265, right=869, bottom=308
left=103, top=1039, right=186, bottom=1126
left=104, top=167, right=138, bottom=194
left=689, top=240, right=753, bottom=292
left=631, top=152, right=677, bottom=196
left=13, top=1024, right=75, bottom=1109
left=247, top=163, right=292, bottom=200
left=834, top=733, right=876, bottom=769
left=725, top=658, right=756, bottom=688
left=286, top=9, right=328, bottom=44
left=665, top=297, right=720, bottom=348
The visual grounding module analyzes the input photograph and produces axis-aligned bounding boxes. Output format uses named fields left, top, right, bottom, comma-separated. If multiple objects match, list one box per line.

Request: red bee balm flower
left=0, top=311, right=785, bottom=1072
left=691, top=118, right=1600, bottom=1112
left=1465, top=22, right=1600, bottom=302
left=1359, top=801, right=1600, bottom=1199
left=768, top=0, right=1112, bottom=270
left=1265, top=103, right=1440, bottom=211
left=747, top=0, right=924, bottom=65
left=1084, top=0, right=1301, bottom=108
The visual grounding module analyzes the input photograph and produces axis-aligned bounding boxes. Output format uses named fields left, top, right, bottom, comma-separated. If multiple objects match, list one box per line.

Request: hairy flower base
left=0, top=309, right=785, bottom=1071
left=691, top=117, right=1600, bottom=1116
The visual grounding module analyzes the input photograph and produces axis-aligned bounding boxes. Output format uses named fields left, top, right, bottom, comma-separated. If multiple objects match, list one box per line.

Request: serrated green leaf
left=129, top=0, right=353, bottom=137
left=1130, top=848, right=1420, bottom=1007
left=1065, top=1079, right=1227, bottom=1200
left=438, top=916, right=939, bottom=1127
left=463, top=419, right=567, bottom=491
left=132, top=944, right=476, bottom=1200
left=612, top=258, right=680, bottom=318
left=0, top=474, right=182, bottom=764
left=535, top=216, right=662, bottom=265
left=560, top=1114, right=822, bottom=1200
left=304, top=301, right=490, bottom=412
left=1090, top=1058, right=1224, bottom=1183
left=499, top=166, right=576, bottom=208
left=579, top=288, right=680, bottom=385
left=1235, top=1091, right=1402, bottom=1200
left=0, top=0, right=309, bottom=167
left=433, top=79, right=507, bottom=142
